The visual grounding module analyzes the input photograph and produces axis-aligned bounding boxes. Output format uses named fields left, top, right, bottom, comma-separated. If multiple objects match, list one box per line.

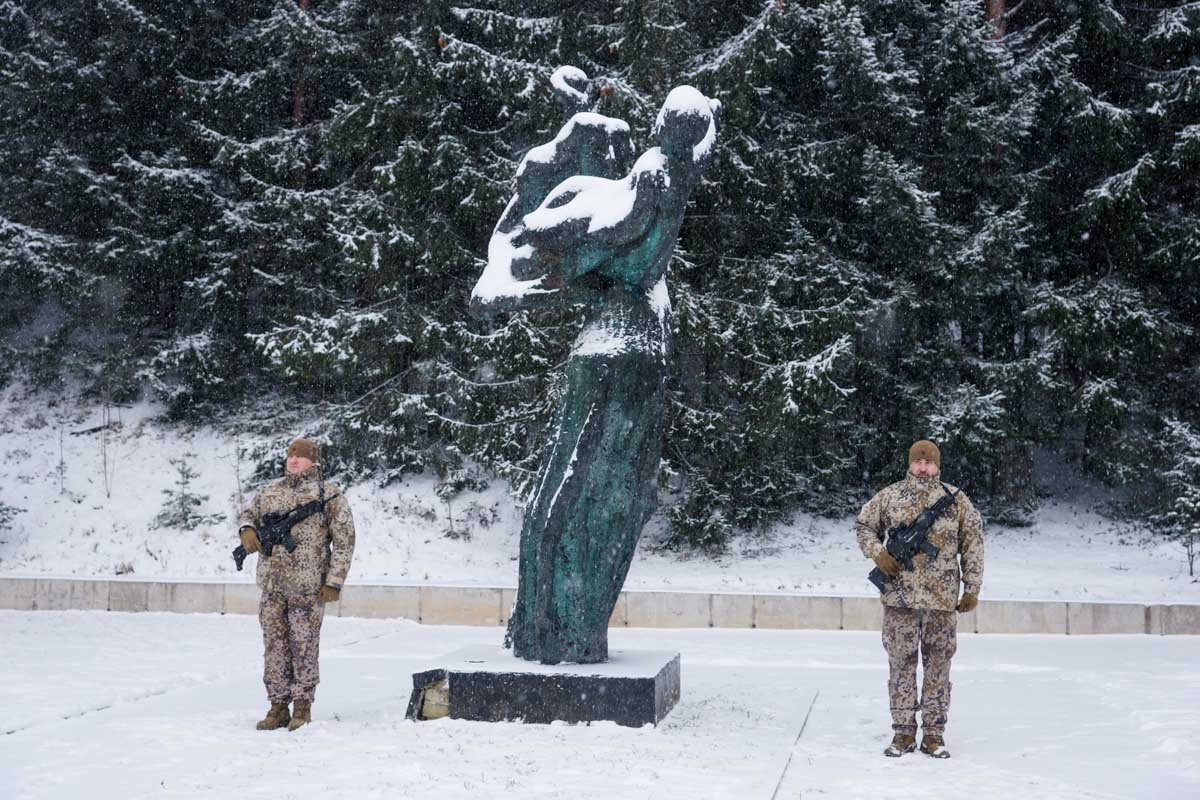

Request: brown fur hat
left=908, top=439, right=940, bottom=469
left=287, top=438, right=319, bottom=463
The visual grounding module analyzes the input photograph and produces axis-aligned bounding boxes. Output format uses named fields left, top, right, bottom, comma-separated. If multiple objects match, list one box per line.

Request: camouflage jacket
left=238, top=466, right=355, bottom=596
left=855, top=473, right=984, bottom=611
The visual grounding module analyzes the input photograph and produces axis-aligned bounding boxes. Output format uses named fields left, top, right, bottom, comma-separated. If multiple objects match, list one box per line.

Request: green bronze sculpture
left=471, top=68, right=720, bottom=664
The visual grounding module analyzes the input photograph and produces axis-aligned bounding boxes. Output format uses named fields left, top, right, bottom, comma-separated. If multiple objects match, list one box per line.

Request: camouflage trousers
left=259, top=592, right=326, bottom=704
left=882, top=606, right=958, bottom=736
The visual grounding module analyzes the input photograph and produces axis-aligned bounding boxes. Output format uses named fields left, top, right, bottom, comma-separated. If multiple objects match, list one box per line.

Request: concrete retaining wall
left=1, top=578, right=1196, bottom=634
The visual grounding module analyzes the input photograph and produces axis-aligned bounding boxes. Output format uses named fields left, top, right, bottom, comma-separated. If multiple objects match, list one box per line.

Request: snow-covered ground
left=1, top=384, right=1197, bottom=603
left=1, top=611, right=1196, bottom=799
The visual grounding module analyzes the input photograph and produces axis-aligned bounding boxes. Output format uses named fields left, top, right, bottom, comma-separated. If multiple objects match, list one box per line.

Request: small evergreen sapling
left=0, top=501, right=21, bottom=532
left=1152, top=420, right=1200, bottom=579
left=154, top=457, right=218, bottom=530
left=664, top=476, right=732, bottom=553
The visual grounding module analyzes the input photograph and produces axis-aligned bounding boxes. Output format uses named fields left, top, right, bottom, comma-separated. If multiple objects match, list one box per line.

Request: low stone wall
left=1, top=578, right=1197, bottom=634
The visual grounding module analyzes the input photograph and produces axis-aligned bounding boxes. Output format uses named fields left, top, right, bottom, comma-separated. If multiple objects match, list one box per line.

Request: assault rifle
left=232, top=494, right=340, bottom=571
left=868, top=483, right=964, bottom=593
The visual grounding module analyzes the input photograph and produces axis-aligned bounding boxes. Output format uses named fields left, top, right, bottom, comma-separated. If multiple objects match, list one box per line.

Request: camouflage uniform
left=239, top=465, right=355, bottom=704
left=856, top=473, right=983, bottom=736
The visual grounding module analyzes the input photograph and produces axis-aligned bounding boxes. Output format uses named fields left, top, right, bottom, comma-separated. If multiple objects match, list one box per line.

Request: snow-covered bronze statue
left=471, top=68, right=720, bottom=664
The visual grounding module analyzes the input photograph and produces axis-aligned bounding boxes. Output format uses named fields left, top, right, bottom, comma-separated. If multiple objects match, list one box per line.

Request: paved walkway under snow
left=1, top=611, right=1196, bottom=799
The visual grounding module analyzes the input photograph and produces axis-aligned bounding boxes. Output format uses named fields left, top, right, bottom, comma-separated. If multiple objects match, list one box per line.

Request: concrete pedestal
left=406, top=645, right=680, bottom=727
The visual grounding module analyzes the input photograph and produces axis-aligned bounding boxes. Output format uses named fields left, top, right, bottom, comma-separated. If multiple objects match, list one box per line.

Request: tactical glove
left=319, top=585, right=341, bottom=603
left=239, top=526, right=261, bottom=554
left=873, top=551, right=902, bottom=577
left=956, top=592, right=978, bottom=613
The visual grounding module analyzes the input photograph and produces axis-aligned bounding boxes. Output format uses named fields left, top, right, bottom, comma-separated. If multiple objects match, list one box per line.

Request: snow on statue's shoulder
left=523, top=148, right=667, bottom=236
left=631, top=147, right=669, bottom=181
left=516, top=112, right=631, bottom=178
left=653, top=86, right=721, bottom=163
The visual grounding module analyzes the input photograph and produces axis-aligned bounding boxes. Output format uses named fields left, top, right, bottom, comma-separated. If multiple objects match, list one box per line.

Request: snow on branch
left=1070, top=82, right=1134, bottom=132
left=688, top=1, right=789, bottom=77
left=1083, top=154, right=1155, bottom=211
left=926, top=385, right=1008, bottom=446
left=756, top=335, right=855, bottom=411
left=0, top=216, right=82, bottom=286
left=436, top=35, right=542, bottom=76
left=1145, top=4, right=1200, bottom=46
left=1172, top=124, right=1200, bottom=164
left=115, top=153, right=213, bottom=191
left=450, top=7, right=560, bottom=36
left=178, top=68, right=272, bottom=99
left=238, top=1, right=355, bottom=57
left=98, top=0, right=169, bottom=37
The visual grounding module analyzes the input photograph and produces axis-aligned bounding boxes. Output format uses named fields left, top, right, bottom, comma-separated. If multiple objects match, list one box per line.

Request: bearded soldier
left=237, top=438, right=355, bottom=731
left=856, top=440, right=983, bottom=759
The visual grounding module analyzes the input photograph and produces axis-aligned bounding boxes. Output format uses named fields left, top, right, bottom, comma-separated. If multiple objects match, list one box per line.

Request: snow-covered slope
left=1, top=384, right=1196, bottom=602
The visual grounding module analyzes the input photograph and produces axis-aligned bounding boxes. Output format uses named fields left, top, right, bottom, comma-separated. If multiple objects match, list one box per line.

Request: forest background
left=2, top=0, right=1198, bottom=551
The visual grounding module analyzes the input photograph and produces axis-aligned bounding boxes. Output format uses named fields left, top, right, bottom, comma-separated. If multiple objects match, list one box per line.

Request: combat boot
left=920, top=733, right=951, bottom=758
left=883, top=732, right=916, bottom=757
left=287, top=700, right=312, bottom=731
left=255, top=702, right=291, bottom=731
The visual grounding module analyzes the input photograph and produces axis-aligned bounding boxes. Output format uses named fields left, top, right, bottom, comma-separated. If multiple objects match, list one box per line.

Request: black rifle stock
left=867, top=484, right=964, bottom=592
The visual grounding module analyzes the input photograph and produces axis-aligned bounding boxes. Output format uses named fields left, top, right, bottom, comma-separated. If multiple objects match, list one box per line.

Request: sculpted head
left=652, top=86, right=720, bottom=166
left=550, top=66, right=593, bottom=116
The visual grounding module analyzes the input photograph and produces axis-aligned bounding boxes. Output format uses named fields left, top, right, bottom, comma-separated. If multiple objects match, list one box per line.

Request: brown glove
left=873, top=551, right=901, bottom=578
left=319, top=585, right=341, bottom=603
left=239, top=526, right=261, bottom=554
left=957, top=592, right=978, bottom=613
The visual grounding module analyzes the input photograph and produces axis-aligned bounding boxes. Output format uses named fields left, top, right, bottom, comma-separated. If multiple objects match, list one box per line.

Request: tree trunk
left=985, top=0, right=1006, bottom=40
left=293, top=0, right=308, bottom=128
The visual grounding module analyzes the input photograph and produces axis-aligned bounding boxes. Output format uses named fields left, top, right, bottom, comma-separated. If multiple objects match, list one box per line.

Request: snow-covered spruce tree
left=1150, top=419, right=1200, bottom=578
left=276, top=3, right=587, bottom=486
left=365, top=1, right=1066, bottom=540
left=0, top=0, right=197, bottom=397
left=653, top=1, right=1059, bottom=533
left=151, top=1, right=363, bottom=416
left=0, top=1, right=97, bottom=385
left=1016, top=1, right=1199, bottom=499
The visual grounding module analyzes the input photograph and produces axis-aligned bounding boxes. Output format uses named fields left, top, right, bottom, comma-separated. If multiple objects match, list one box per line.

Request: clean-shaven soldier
left=237, top=438, right=355, bottom=731
left=856, top=440, right=983, bottom=758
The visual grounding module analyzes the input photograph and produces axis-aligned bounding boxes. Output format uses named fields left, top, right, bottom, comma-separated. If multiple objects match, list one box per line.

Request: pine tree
left=1150, top=418, right=1200, bottom=578
left=1017, top=1, right=1199, bottom=501
left=0, top=1, right=244, bottom=398
left=0, top=500, right=21, bottom=532
left=154, top=457, right=216, bottom=529
left=5, top=0, right=1196, bottom=548
left=145, top=0, right=365, bottom=415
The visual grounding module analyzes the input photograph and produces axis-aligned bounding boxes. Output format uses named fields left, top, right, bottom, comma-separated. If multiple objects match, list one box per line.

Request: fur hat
left=287, top=438, right=319, bottom=463
left=908, top=439, right=940, bottom=469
